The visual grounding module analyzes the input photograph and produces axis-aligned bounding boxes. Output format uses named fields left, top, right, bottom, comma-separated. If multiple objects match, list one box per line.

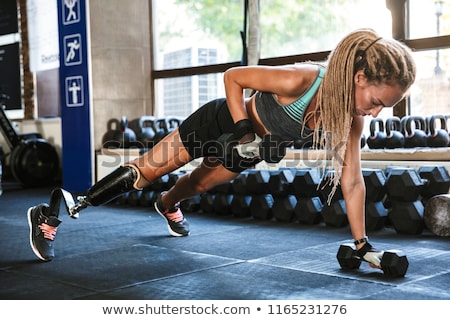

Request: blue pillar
left=57, top=0, right=93, bottom=192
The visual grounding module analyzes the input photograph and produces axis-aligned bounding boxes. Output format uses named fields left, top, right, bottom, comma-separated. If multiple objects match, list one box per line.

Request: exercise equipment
left=249, top=194, right=273, bottom=220
left=402, top=116, right=428, bottom=148
left=384, top=116, right=404, bottom=149
left=322, top=199, right=347, bottom=227
left=385, top=167, right=424, bottom=202
left=427, top=114, right=449, bottom=147
left=292, top=168, right=321, bottom=198
left=362, top=168, right=386, bottom=202
left=424, top=194, right=450, bottom=237
left=268, top=168, right=295, bottom=197
left=336, top=243, right=409, bottom=277
left=246, top=169, right=271, bottom=194
left=294, top=196, right=323, bottom=225
left=365, top=201, right=388, bottom=231
left=217, top=132, right=290, bottom=164
left=230, top=194, right=252, bottom=218
left=366, top=118, right=386, bottom=149
left=136, top=116, right=156, bottom=149
left=418, top=165, right=450, bottom=200
left=272, top=194, right=297, bottom=222
left=390, top=200, right=425, bottom=234
left=0, top=93, right=59, bottom=187
left=385, top=167, right=425, bottom=234
left=103, top=116, right=137, bottom=148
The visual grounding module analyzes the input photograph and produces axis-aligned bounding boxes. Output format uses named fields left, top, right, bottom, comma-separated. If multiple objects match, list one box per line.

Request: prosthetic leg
left=69, top=164, right=143, bottom=217
left=28, top=164, right=144, bottom=261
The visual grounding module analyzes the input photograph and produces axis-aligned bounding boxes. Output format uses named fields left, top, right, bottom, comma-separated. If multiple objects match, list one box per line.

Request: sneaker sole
left=153, top=201, right=188, bottom=237
left=27, top=206, right=50, bottom=262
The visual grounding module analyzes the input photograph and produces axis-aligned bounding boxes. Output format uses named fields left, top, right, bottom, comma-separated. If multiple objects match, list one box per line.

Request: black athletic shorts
left=179, top=98, right=262, bottom=173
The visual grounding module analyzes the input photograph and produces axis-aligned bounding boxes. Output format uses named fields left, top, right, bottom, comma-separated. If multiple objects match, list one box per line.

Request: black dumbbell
left=180, top=194, right=201, bottom=213
left=322, top=199, right=347, bottom=227
left=418, top=165, right=450, bottom=200
left=385, top=167, right=424, bottom=202
left=365, top=201, right=388, bottom=231
left=292, top=167, right=321, bottom=198
left=272, top=195, right=297, bottom=222
left=230, top=194, right=252, bottom=218
left=249, top=194, right=273, bottom=220
left=268, top=168, right=296, bottom=197
left=213, top=193, right=233, bottom=216
left=199, top=192, right=215, bottom=213
left=246, top=169, right=271, bottom=194
left=362, top=168, right=387, bottom=202
left=294, top=196, right=323, bottom=225
left=336, top=243, right=409, bottom=277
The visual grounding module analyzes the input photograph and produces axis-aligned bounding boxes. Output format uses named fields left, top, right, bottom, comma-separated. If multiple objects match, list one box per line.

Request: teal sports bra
left=255, top=65, right=325, bottom=140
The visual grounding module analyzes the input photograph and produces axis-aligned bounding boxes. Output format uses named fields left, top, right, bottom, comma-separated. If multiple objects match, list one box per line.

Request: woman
left=29, top=28, right=416, bottom=265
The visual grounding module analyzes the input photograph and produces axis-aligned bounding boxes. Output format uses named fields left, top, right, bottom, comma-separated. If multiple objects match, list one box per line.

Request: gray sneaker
left=27, top=204, right=61, bottom=261
left=154, top=192, right=189, bottom=237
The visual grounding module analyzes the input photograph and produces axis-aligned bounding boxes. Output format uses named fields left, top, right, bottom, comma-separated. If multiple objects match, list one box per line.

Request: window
left=152, top=0, right=450, bottom=130
left=408, top=0, right=450, bottom=118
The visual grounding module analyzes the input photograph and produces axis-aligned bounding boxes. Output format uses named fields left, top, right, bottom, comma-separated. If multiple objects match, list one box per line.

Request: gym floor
left=0, top=181, right=449, bottom=300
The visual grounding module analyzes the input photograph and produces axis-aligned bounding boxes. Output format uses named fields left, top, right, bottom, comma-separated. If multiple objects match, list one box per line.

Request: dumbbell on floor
left=336, top=243, right=409, bottom=277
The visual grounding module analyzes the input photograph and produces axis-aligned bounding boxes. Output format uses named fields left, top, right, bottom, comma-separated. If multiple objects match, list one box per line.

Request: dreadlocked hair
left=313, top=28, right=416, bottom=203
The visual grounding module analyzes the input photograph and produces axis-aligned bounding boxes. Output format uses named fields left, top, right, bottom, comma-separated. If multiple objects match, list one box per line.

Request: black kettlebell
left=167, top=116, right=184, bottom=134
left=114, top=116, right=137, bottom=148
left=445, top=114, right=450, bottom=147
left=137, top=116, right=156, bottom=149
left=403, top=115, right=428, bottom=148
left=152, top=118, right=169, bottom=143
left=384, top=116, right=404, bottom=149
left=428, top=114, right=450, bottom=147
left=102, top=118, right=121, bottom=148
left=360, top=134, right=366, bottom=149
left=366, top=118, right=386, bottom=149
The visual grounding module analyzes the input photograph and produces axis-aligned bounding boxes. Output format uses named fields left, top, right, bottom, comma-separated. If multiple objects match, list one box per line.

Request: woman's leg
left=129, top=128, right=193, bottom=188
left=160, top=157, right=240, bottom=210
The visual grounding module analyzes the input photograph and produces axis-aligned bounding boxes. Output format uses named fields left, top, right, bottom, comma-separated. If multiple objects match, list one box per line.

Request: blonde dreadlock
left=313, top=28, right=416, bottom=202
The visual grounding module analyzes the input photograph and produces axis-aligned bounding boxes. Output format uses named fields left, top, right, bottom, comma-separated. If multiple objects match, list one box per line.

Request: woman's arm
left=340, top=115, right=366, bottom=249
left=223, top=64, right=317, bottom=123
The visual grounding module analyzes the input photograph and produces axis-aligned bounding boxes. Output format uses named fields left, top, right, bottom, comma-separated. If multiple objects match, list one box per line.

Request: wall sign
left=57, top=0, right=93, bottom=192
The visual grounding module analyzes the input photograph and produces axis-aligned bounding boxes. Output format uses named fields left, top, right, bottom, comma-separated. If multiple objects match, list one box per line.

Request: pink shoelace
left=39, top=223, right=58, bottom=240
left=164, top=209, right=184, bottom=223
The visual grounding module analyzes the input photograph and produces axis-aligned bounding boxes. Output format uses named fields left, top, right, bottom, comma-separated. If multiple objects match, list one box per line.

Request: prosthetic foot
left=69, top=164, right=143, bottom=217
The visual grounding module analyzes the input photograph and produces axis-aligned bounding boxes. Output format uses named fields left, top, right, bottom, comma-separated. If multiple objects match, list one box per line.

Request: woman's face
left=353, top=71, right=405, bottom=118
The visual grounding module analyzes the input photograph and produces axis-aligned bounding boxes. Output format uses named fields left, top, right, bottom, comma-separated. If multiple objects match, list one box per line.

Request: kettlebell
left=427, top=114, right=449, bottom=148
left=384, top=116, right=404, bottom=149
left=102, top=118, right=121, bottom=148
left=137, top=116, right=156, bottom=149
left=167, top=116, right=184, bottom=134
left=114, top=116, right=137, bottom=148
left=153, top=118, right=169, bottom=143
left=445, top=114, right=450, bottom=147
left=366, top=118, right=386, bottom=149
left=403, top=115, right=428, bottom=148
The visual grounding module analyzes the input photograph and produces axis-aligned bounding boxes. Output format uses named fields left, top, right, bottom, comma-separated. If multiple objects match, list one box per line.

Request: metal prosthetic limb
left=48, top=165, right=140, bottom=218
